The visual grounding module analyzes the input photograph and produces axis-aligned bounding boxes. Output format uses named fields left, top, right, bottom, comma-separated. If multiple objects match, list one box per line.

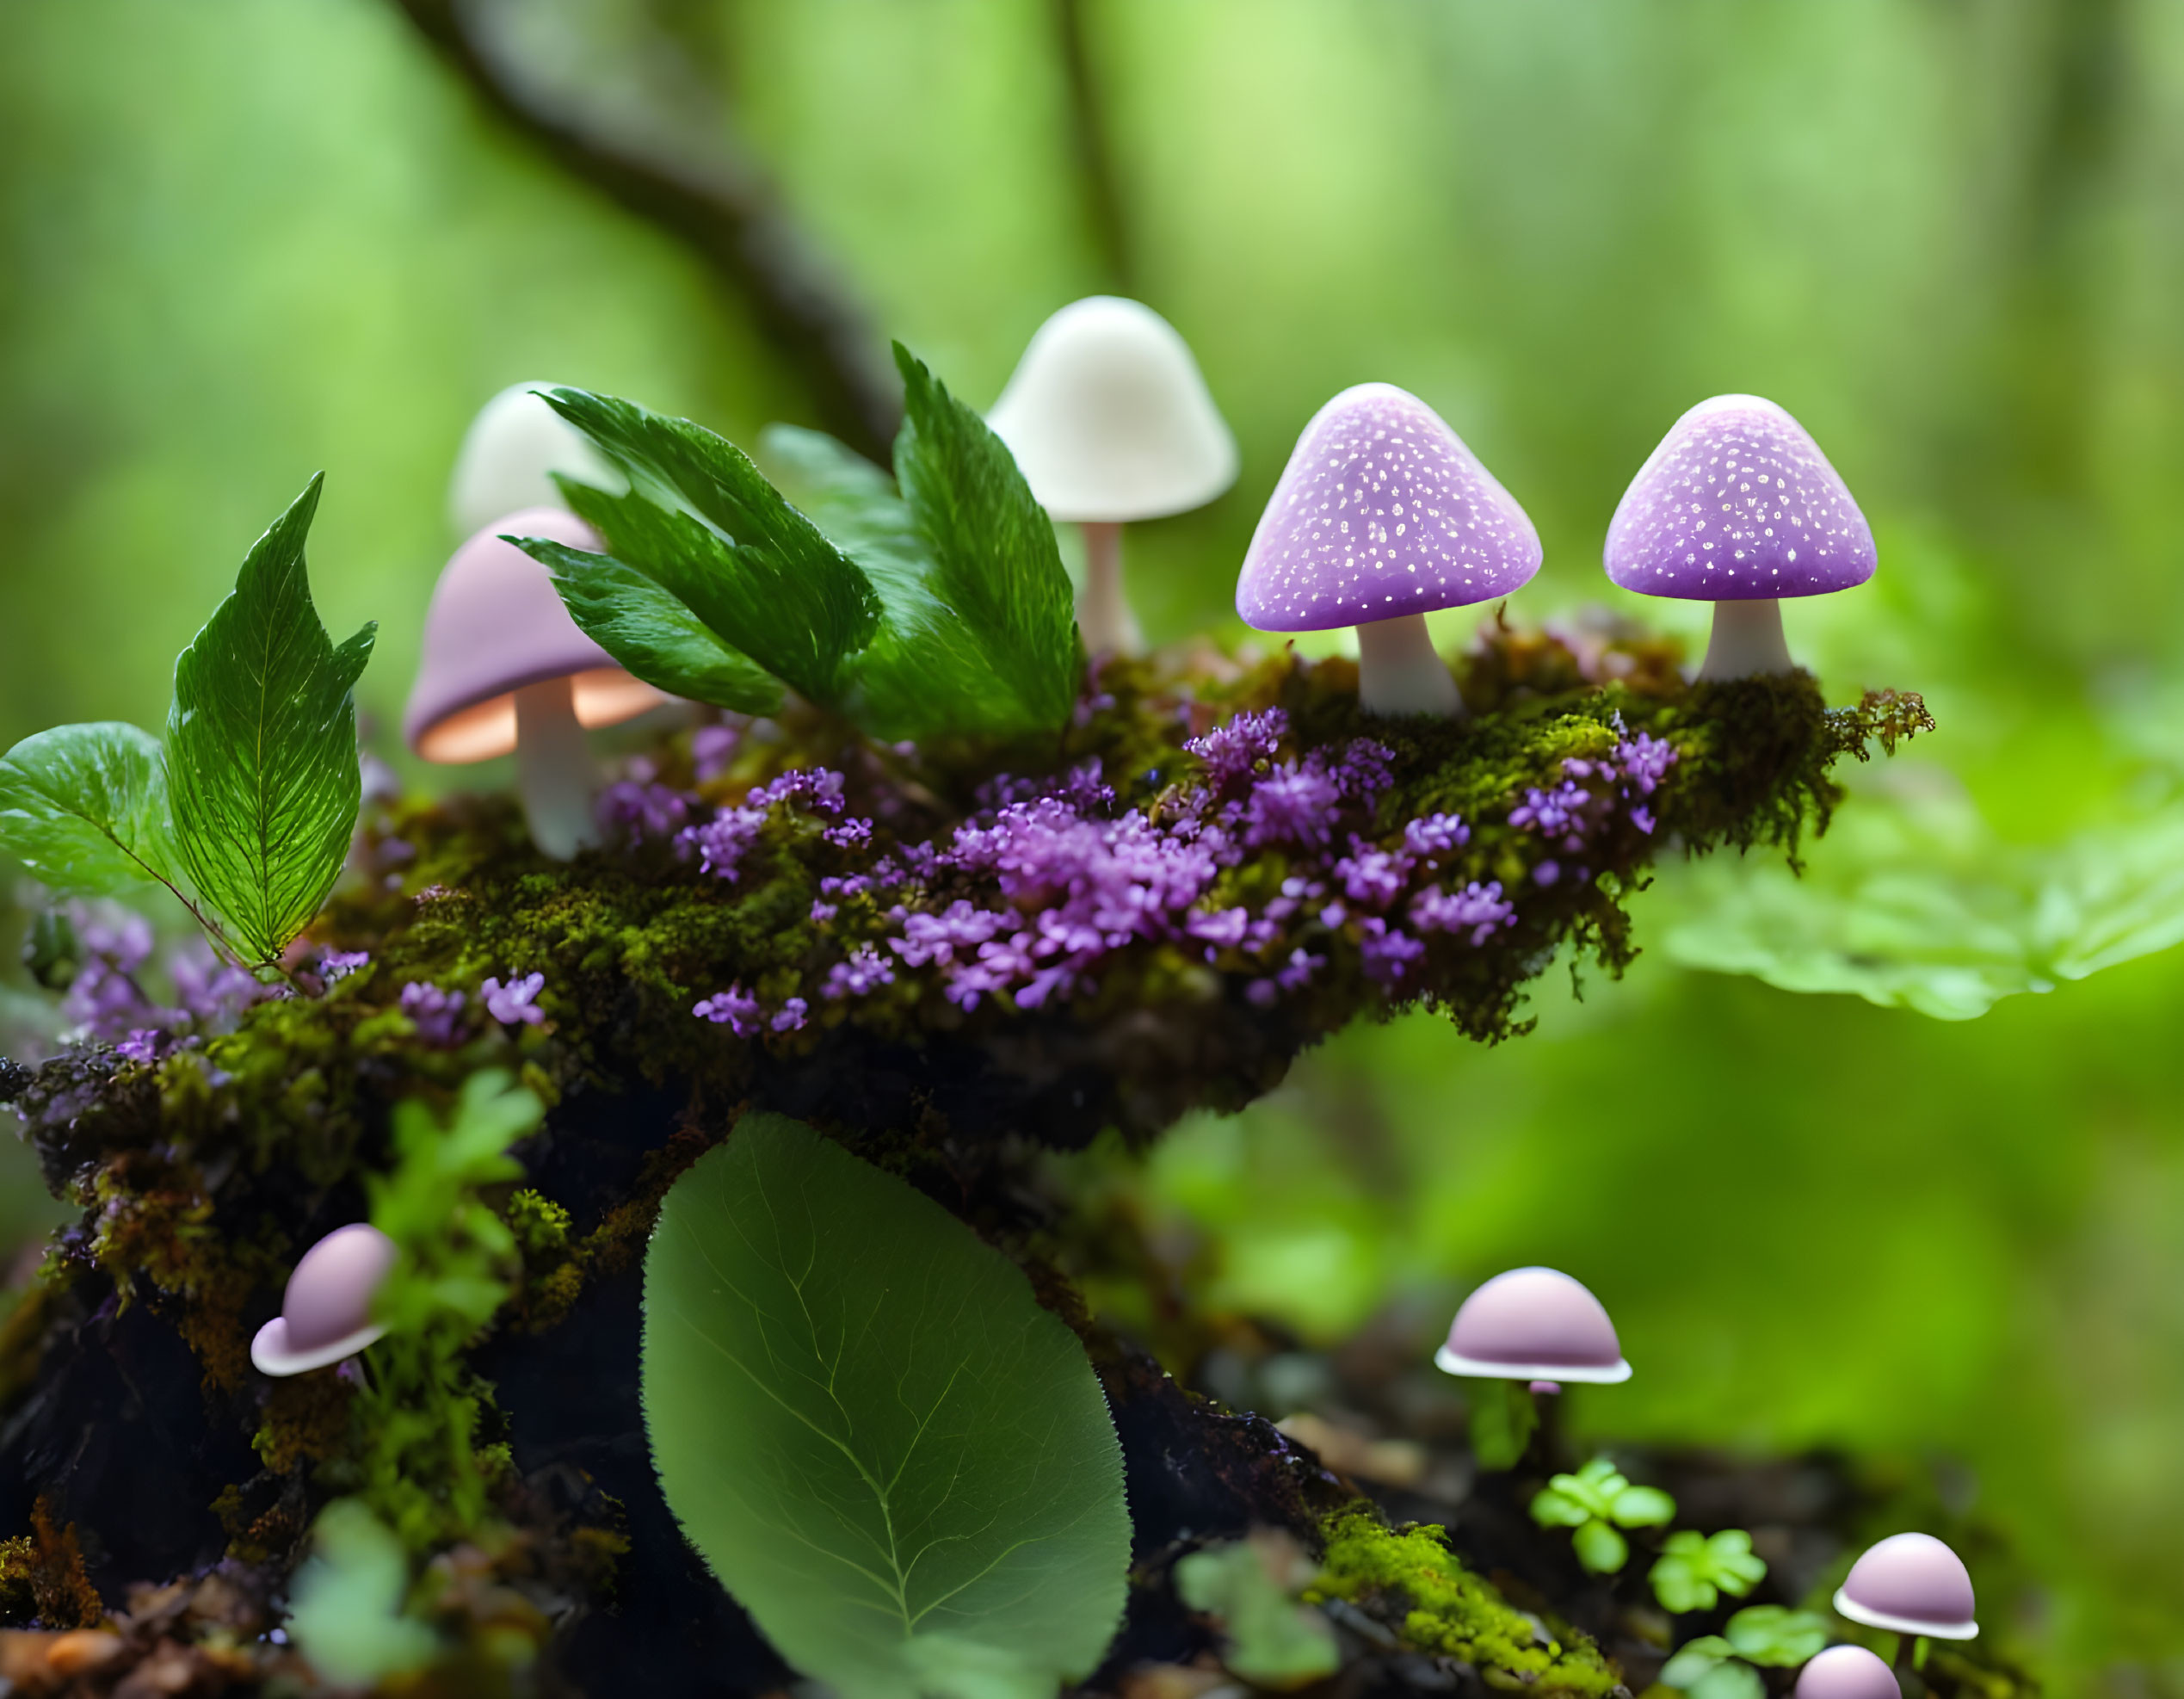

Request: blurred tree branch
left=391, top=0, right=901, bottom=464
left=1053, top=0, right=1134, bottom=296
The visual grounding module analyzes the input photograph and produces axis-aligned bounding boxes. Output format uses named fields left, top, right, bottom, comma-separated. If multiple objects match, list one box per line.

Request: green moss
left=1308, top=1506, right=1622, bottom=1696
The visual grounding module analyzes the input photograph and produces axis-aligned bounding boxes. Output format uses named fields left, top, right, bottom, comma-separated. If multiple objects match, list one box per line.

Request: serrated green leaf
left=1722, top=1605, right=1829, bottom=1667
left=874, top=344, right=1081, bottom=738
left=642, top=1115, right=1131, bottom=1699
left=759, top=424, right=930, bottom=581
left=1570, top=1517, right=1629, bottom=1575
left=542, top=389, right=880, bottom=706
left=517, top=534, right=781, bottom=715
left=161, top=476, right=374, bottom=964
left=0, top=721, right=176, bottom=894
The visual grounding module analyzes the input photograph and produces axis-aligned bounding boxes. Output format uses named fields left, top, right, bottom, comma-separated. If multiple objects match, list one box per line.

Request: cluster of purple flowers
left=1507, top=725, right=1678, bottom=887
left=59, top=907, right=277, bottom=1056
left=675, top=703, right=1687, bottom=1032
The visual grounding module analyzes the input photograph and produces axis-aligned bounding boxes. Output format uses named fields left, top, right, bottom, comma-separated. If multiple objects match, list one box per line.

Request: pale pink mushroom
left=1433, top=1266, right=1631, bottom=1393
left=404, top=508, right=664, bottom=859
left=1833, top=1533, right=1978, bottom=1640
left=250, top=1223, right=398, bottom=1377
left=1795, top=1645, right=1902, bottom=1699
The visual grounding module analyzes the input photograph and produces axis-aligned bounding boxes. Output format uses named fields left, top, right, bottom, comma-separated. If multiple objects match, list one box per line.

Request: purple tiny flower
left=679, top=805, right=765, bottom=880
left=1332, top=840, right=1412, bottom=908
left=1403, top=812, right=1471, bottom=857
left=1328, top=738, right=1396, bottom=804
left=823, top=818, right=873, bottom=850
left=1186, top=906, right=1250, bottom=948
left=1358, top=918, right=1427, bottom=985
left=1410, top=880, right=1515, bottom=946
left=1245, top=978, right=1279, bottom=1008
left=1244, top=759, right=1342, bottom=850
left=318, top=949, right=370, bottom=984
left=769, top=998, right=809, bottom=1033
left=1073, top=689, right=1118, bottom=727
left=1631, top=805, right=1657, bottom=836
left=1276, top=948, right=1325, bottom=992
left=822, top=946, right=896, bottom=999
left=1320, top=902, right=1347, bottom=928
left=597, top=779, right=694, bottom=841
left=693, top=722, right=741, bottom=782
left=114, top=1029, right=165, bottom=1066
left=811, top=900, right=839, bottom=924
left=693, top=986, right=762, bottom=1036
left=400, top=981, right=467, bottom=1047
left=1618, top=729, right=1677, bottom=796
left=1533, top=860, right=1562, bottom=887
left=480, top=973, right=546, bottom=1027
left=168, top=941, right=268, bottom=1031
left=1186, top=707, right=1289, bottom=787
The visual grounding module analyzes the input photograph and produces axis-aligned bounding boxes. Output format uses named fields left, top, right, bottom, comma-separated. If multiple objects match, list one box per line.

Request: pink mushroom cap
left=1433, top=1266, right=1631, bottom=1384
left=1795, top=1646, right=1902, bottom=1699
left=1832, top=1532, right=1978, bottom=1640
left=250, top=1222, right=398, bottom=1377
left=403, top=508, right=663, bottom=763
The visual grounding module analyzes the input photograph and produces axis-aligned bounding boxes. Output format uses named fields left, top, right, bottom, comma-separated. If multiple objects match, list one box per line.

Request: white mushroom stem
left=1354, top=613, right=1463, bottom=717
left=1698, top=598, right=1795, bottom=682
left=1076, top=522, right=1143, bottom=656
left=514, top=677, right=601, bottom=860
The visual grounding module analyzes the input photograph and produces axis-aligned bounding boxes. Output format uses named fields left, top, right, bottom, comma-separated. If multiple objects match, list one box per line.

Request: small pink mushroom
left=250, top=1223, right=398, bottom=1377
left=1833, top=1532, right=1978, bottom=1641
left=404, top=509, right=666, bottom=860
left=1795, top=1645, right=1902, bottom=1699
left=1434, top=1266, right=1632, bottom=1386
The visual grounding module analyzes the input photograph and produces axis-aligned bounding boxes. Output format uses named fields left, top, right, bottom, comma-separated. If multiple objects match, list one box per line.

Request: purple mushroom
left=1434, top=1266, right=1631, bottom=1393
left=1796, top=1645, right=1903, bottom=1699
left=1833, top=1532, right=1978, bottom=1662
left=404, top=509, right=666, bottom=860
left=250, top=1223, right=398, bottom=1377
left=1237, top=384, right=1540, bottom=717
left=1604, top=394, right=1875, bottom=681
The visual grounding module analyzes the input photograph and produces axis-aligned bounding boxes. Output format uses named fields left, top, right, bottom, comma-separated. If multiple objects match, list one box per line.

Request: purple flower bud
left=480, top=973, right=546, bottom=1027
left=399, top=981, right=467, bottom=1047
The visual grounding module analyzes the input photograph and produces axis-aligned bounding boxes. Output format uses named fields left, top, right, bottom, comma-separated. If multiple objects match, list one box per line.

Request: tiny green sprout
left=1528, top=1457, right=1676, bottom=1575
left=1650, top=1528, right=1769, bottom=1614
left=1658, top=1606, right=1831, bottom=1697
left=1175, top=1531, right=1340, bottom=1690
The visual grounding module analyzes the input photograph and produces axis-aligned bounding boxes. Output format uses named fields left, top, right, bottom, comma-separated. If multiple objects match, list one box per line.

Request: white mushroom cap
left=1832, top=1532, right=1978, bottom=1640
left=251, top=1223, right=398, bottom=1377
left=986, top=297, right=1238, bottom=522
left=448, top=381, right=620, bottom=539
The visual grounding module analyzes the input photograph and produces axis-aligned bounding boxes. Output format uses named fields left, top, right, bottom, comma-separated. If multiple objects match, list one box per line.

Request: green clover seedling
left=1650, top=1528, right=1769, bottom=1613
left=1528, top=1456, right=1675, bottom=1574
left=1659, top=1606, right=1832, bottom=1698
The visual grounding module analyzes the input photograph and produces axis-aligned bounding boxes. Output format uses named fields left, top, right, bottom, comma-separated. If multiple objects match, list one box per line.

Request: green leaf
left=1467, top=1377, right=1537, bottom=1471
left=520, top=534, right=782, bottom=715
left=542, top=389, right=882, bottom=706
left=1658, top=1636, right=1734, bottom=1690
left=871, top=344, right=1081, bottom=738
left=1650, top=1529, right=1767, bottom=1615
left=1686, top=1660, right=1766, bottom=1699
left=0, top=722, right=176, bottom=894
left=641, top=1114, right=1131, bottom=1699
left=1527, top=1484, right=1593, bottom=1529
left=1174, top=1536, right=1340, bottom=1690
left=759, top=424, right=931, bottom=582
left=1569, top=1517, right=1629, bottom=1575
left=160, top=476, right=375, bottom=964
left=1609, top=1482, right=1678, bottom=1528
left=1721, top=1605, right=1829, bottom=1667
left=283, top=1498, right=440, bottom=1684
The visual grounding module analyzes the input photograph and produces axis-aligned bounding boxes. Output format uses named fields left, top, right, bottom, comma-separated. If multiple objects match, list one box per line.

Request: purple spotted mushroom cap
left=1795, top=1646, right=1902, bottom=1699
left=1434, top=1266, right=1632, bottom=1385
left=1605, top=395, right=1875, bottom=602
left=1237, top=384, right=1539, bottom=633
left=250, top=1223, right=398, bottom=1377
left=1832, top=1533, right=1977, bottom=1640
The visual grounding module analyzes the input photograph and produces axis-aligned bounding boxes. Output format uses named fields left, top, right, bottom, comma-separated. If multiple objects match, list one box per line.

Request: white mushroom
left=987, top=297, right=1237, bottom=656
left=447, top=380, right=620, bottom=541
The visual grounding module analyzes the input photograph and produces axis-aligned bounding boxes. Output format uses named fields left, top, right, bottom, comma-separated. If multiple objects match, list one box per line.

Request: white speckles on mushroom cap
left=1795, top=1646, right=1902, bottom=1699
left=448, top=382, right=620, bottom=540
left=1236, top=383, right=1540, bottom=633
left=1433, top=1265, right=1632, bottom=1384
left=250, top=1222, right=398, bottom=1377
left=1833, top=1533, right=1978, bottom=1640
left=986, top=297, right=1238, bottom=522
left=1605, top=394, right=1875, bottom=602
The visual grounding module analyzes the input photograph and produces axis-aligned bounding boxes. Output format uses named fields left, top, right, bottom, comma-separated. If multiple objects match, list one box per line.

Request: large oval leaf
left=642, top=1115, right=1130, bottom=1699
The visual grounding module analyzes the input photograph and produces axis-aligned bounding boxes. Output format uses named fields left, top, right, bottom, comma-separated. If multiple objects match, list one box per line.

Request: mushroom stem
left=1697, top=597, right=1794, bottom=681
left=1354, top=613, right=1463, bottom=717
left=1076, top=521, right=1143, bottom=656
left=514, top=677, right=601, bottom=860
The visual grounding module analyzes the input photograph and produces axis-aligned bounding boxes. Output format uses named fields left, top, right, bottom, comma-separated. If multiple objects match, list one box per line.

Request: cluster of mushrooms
left=398, top=293, right=1879, bottom=857
left=1441, top=1267, right=1979, bottom=1698
left=253, top=1231, right=1980, bottom=1695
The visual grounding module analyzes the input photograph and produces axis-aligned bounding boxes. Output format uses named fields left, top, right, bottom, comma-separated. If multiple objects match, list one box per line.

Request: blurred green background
left=3, top=2, right=2183, bottom=1690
